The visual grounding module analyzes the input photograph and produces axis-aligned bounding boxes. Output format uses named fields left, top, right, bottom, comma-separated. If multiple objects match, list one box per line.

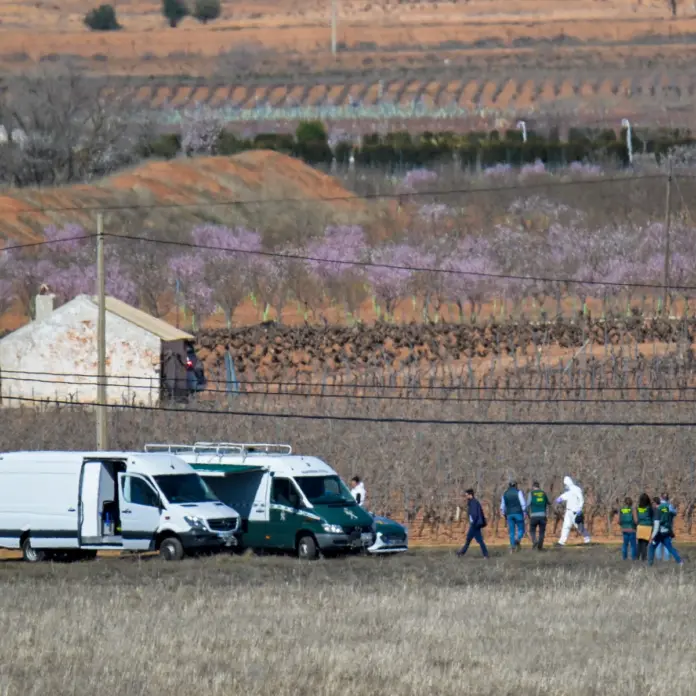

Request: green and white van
left=144, top=442, right=407, bottom=559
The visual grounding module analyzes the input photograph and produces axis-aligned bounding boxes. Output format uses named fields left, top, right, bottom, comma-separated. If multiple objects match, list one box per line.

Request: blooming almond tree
left=305, top=225, right=367, bottom=321
left=192, top=225, right=262, bottom=327
left=169, top=253, right=215, bottom=329
left=366, top=244, right=420, bottom=321
left=180, top=102, right=223, bottom=156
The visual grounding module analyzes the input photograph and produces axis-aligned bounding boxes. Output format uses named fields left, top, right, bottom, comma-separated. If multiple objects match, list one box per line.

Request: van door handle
left=68, top=507, right=76, bottom=512
left=123, top=509, right=132, bottom=514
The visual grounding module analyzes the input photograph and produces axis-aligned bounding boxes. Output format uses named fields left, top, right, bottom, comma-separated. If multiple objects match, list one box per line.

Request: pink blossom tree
left=169, top=253, right=215, bottom=328
left=192, top=225, right=263, bottom=327
left=366, top=244, right=420, bottom=321
left=305, top=225, right=367, bottom=321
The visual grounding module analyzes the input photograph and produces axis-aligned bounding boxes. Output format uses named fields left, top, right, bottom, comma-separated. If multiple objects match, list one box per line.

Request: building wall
left=0, top=298, right=162, bottom=406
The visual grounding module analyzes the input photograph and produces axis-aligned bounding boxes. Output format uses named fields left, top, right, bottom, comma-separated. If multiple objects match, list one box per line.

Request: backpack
left=480, top=509, right=488, bottom=528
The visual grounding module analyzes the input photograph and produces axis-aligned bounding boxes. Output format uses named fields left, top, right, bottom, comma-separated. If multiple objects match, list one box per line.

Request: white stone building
left=0, top=294, right=194, bottom=407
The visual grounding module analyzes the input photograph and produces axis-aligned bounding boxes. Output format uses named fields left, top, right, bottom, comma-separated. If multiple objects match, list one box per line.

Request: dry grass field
left=0, top=547, right=693, bottom=696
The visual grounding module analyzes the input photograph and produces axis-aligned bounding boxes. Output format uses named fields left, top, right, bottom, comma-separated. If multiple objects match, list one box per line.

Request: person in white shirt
left=555, top=475, right=591, bottom=545
left=350, top=476, right=367, bottom=509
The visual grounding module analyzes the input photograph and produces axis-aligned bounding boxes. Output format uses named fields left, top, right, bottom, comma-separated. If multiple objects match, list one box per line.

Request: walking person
left=527, top=481, right=550, bottom=550
left=618, top=496, right=637, bottom=561
left=555, top=475, right=591, bottom=546
left=654, top=493, right=676, bottom=561
left=350, top=476, right=367, bottom=509
left=501, top=480, right=526, bottom=552
left=635, top=493, right=654, bottom=561
left=648, top=496, right=683, bottom=566
left=456, top=489, right=489, bottom=559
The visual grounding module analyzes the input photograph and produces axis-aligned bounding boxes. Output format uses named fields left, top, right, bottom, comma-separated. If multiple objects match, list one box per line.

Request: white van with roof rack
left=144, top=441, right=409, bottom=559
left=0, top=450, right=242, bottom=562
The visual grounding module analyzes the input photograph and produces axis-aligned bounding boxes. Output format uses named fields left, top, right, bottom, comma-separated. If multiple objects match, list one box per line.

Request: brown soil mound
left=0, top=151, right=365, bottom=244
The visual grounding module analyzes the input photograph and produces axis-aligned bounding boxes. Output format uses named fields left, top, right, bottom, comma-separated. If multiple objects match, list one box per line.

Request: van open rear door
left=117, top=472, right=162, bottom=551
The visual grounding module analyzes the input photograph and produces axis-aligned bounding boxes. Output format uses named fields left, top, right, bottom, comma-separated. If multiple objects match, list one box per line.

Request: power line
left=2, top=368, right=695, bottom=392
left=0, top=235, right=96, bottom=253
left=107, top=230, right=696, bottom=291
left=2, top=373, right=695, bottom=404
left=4, top=394, right=696, bottom=426
left=0, top=173, right=666, bottom=218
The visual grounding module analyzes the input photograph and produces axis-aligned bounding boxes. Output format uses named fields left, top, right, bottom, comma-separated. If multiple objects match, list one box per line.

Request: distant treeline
left=145, top=122, right=695, bottom=169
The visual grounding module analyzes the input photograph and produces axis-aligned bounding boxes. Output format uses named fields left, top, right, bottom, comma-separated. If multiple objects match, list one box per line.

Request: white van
left=0, top=451, right=242, bottom=562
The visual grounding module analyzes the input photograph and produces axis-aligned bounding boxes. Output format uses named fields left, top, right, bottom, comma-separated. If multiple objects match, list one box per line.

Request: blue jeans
left=648, top=534, right=682, bottom=565
left=622, top=531, right=637, bottom=560
left=655, top=543, right=667, bottom=560
left=507, top=513, right=525, bottom=548
left=458, top=525, right=489, bottom=557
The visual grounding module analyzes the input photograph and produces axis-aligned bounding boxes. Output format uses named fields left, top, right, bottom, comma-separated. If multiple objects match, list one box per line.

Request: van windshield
left=295, top=475, right=355, bottom=505
left=153, top=474, right=218, bottom=504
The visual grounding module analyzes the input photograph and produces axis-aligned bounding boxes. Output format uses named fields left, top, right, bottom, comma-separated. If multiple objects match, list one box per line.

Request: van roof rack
left=144, top=442, right=293, bottom=457
left=144, top=444, right=196, bottom=454
left=193, top=442, right=292, bottom=456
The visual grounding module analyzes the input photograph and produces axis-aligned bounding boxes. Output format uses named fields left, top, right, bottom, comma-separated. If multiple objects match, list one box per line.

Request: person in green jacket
left=618, top=496, right=637, bottom=560
left=648, top=497, right=683, bottom=566
left=526, top=481, right=550, bottom=550
left=635, top=492, right=654, bottom=561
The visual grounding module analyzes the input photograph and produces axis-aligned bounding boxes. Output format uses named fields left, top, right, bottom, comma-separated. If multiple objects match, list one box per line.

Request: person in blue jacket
left=456, top=489, right=489, bottom=559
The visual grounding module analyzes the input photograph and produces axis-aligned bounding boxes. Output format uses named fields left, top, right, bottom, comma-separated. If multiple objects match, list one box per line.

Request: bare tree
left=0, top=64, right=154, bottom=187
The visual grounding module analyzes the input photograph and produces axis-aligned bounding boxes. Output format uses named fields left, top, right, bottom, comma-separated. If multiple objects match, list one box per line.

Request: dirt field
left=0, top=0, right=694, bottom=106
left=0, top=547, right=692, bottom=696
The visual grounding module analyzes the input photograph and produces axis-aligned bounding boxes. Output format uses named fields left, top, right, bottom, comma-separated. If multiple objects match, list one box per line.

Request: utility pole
left=96, top=212, right=108, bottom=450
left=330, top=0, right=337, bottom=56
left=662, top=161, right=673, bottom=316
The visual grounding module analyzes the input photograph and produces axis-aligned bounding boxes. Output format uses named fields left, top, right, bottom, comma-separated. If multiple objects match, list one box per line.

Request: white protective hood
left=559, top=476, right=584, bottom=513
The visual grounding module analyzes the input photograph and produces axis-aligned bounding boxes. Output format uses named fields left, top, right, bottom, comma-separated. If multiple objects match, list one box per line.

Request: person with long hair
left=636, top=492, right=654, bottom=561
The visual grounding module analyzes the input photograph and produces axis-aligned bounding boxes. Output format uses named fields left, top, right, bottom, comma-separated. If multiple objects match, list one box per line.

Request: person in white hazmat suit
left=555, top=475, right=591, bottom=545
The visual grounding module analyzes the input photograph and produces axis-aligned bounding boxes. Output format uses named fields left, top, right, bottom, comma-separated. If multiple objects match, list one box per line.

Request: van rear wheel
left=21, top=537, right=46, bottom=563
left=297, top=534, right=318, bottom=561
left=159, top=536, right=184, bottom=561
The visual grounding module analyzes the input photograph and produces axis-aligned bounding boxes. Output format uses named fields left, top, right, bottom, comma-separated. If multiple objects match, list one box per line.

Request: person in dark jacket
left=456, top=489, right=489, bottom=558
left=648, top=496, right=683, bottom=566
left=635, top=492, right=654, bottom=561
left=526, top=481, right=550, bottom=550
left=618, top=496, right=637, bottom=561
left=501, top=480, right=526, bottom=551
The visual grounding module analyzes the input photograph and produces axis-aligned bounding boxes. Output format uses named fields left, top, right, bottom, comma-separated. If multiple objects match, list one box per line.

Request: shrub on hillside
left=162, top=0, right=189, bottom=27
left=192, top=0, right=221, bottom=23
left=84, top=4, right=121, bottom=31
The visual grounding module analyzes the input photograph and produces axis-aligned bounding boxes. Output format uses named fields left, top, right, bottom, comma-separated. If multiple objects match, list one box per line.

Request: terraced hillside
left=131, top=73, right=695, bottom=125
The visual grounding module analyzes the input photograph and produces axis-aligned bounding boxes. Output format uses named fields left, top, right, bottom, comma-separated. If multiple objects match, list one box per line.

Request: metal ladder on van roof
left=145, top=442, right=293, bottom=457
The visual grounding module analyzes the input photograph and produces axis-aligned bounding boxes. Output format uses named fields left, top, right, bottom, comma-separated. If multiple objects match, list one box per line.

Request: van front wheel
left=297, top=534, right=318, bottom=561
left=21, top=537, right=46, bottom=563
left=159, top=536, right=184, bottom=561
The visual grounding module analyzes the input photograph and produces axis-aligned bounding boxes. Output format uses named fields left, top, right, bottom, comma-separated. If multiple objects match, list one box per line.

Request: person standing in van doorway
left=635, top=492, right=654, bottom=561
left=618, top=497, right=637, bottom=561
left=350, top=476, right=367, bottom=509
left=501, top=480, right=526, bottom=552
left=456, top=489, right=489, bottom=559
left=526, top=481, right=550, bottom=550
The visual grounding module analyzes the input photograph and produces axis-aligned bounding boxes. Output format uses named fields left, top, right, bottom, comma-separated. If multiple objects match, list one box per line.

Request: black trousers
left=637, top=539, right=650, bottom=561
left=529, top=518, right=547, bottom=549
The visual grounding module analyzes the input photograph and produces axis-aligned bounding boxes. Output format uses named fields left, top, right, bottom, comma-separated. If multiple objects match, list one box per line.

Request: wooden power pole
left=662, top=162, right=673, bottom=316
left=96, top=212, right=108, bottom=450
left=331, top=0, right=337, bottom=56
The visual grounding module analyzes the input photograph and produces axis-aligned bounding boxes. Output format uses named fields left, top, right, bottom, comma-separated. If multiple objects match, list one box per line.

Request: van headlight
left=184, top=515, right=207, bottom=530
left=321, top=523, right=343, bottom=534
